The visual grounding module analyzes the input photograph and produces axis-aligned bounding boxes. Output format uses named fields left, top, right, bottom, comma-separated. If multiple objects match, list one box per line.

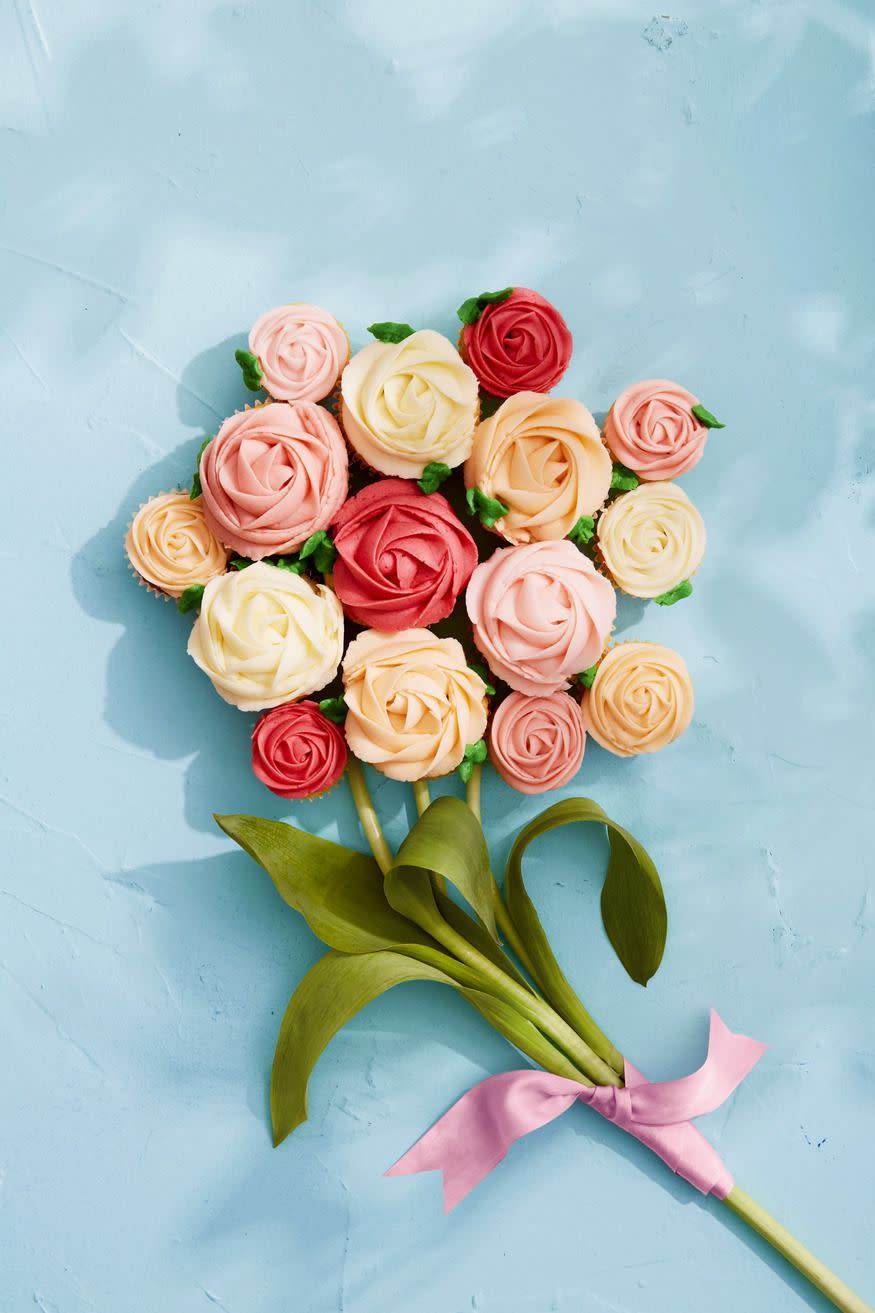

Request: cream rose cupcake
left=581, top=642, right=693, bottom=757
left=198, top=401, right=348, bottom=560
left=125, top=491, right=228, bottom=599
left=464, top=392, right=612, bottom=543
left=595, top=482, right=705, bottom=599
left=240, top=303, right=350, bottom=403
left=340, top=330, right=479, bottom=477
left=465, top=541, right=616, bottom=696
left=187, top=561, right=344, bottom=711
left=341, top=629, right=488, bottom=780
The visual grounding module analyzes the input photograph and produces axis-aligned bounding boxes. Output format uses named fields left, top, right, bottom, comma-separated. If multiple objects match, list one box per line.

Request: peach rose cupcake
left=581, top=642, right=693, bottom=756
left=125, top=491, right=228, bottom=599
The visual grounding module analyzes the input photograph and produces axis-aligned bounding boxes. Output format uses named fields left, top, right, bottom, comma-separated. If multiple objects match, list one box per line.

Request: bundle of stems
left=217, top=761, right=870, bottom=1313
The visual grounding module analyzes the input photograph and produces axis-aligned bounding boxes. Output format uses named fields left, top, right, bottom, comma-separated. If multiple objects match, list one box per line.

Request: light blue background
left=2, top=2, right=874, bottom=1310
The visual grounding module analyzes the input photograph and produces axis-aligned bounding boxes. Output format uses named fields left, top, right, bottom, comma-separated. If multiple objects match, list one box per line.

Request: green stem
left=723, top=1187, right=871, bottom=1313
left=466, top=765, right=624, bottom=1077
left=346, top=758, right=393, bottom=875
left=412, top=779, right=430, bottom=817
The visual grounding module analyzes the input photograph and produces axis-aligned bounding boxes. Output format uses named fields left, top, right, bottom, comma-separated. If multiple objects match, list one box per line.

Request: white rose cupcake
left=595, top=482, right=705, bottom=600
left=187, top=562, right=344, bottom=711
left=340, top=330, right=479, bottom=477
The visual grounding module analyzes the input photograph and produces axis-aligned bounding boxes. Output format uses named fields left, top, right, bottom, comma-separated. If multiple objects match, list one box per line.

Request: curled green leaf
left=298, top=530, right=337, bottom=574
left=235, top=347, right=264, bottom=392
left=466, top=485, right=509, bottom=529
left=577, top=665, right=599, bottom=689
left=319, top=695, right=348, bottom=724
left=368, top=321, right=415, bottom=344
left=457, top=287, right=514, bottom=325
left=691, top=403, right=725, bottom=429
left=654, top=579, right=693, bottom=606
left=189, top=437, right=211, bottom=500
left=417, top=461, right=452, bottom=495
left=176, top=583, right=205, bottom=614
left=568, top=516, right=595, bottom=548
left=610, top=465, right=639, bottom=492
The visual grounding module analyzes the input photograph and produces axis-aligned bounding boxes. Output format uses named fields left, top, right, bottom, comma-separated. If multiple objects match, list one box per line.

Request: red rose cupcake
left=332, top=478, right=478, bottom=630
left=459, top=287, right=572, bottom=397
left=251, top=701, right=347, bottom=800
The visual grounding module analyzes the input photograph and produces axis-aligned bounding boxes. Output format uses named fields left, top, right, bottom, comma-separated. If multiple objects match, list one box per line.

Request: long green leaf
left=505, top=798, right=667, bottom=989
left=215, top=814, right=433, bottom=954
left=385, top=796, right=497, bottom=939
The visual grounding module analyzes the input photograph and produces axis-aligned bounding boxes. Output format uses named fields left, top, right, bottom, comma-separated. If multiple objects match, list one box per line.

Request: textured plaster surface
left=1, top=2, right=874, bottom=1310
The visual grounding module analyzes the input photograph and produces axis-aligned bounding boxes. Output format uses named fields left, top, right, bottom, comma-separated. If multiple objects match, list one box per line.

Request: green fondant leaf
left=654, top=579, right=693, bottom=606
left=457, top=287, right=514, bottom=325
left=189, top=437, right=211, bottom=500
left=417, top=461, right=452, bottom=495
left=468, top=662, right=496, bottom=696
left=610, top=465, right=639, bottom=492
left=577, top=665, right=599, bottom=689
left=298, top=530, right=337, bottom=574
left=367, top=321, right=415, bottom=344
left=319, top=695, right=348, bottom=724
left=230, top=556, right=252, bottom=570
left=235, top=348, right=264, bottom=392
left=459, top=739, right=488, bottom=780
left=176, top=583, right=206, bottom=614
left=465, top=485, right=509, bottom=529
left=691, top=403, right=725, bottom=429
left=568, top=516, right=595, bottom=548
left=273, top=556, right=306, bottom=574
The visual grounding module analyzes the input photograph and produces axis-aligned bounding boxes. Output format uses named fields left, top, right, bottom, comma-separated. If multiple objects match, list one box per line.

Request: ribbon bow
left=387, top=1010, right=765, bottom=1212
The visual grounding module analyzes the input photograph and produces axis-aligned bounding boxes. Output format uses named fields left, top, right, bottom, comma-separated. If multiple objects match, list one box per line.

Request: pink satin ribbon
left=387, top=1010, right=765, bottom=1212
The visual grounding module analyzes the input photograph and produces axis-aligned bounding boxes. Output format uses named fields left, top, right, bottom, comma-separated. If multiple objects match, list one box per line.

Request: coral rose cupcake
left=458, top=287, right=572, bottom=397
left=251, top=701, right=348, bottom=800
left=488, top=691, right=586, bottom=794
left=240, top=303, right=349, bottom=403
left=340, top=330, right=479, bottom=477
left=125, top=491, right=228, bottom=599
left=604, top=379, right=710, bottom=480
left=596, top=482, right=706, bottom=600
left=464, top=392, right=612, bottom=543
left=581, top=642, right=693, bottom=757
left=198, top=401, right=348, bottom=560
left=466, top=541, right=616, bottom=696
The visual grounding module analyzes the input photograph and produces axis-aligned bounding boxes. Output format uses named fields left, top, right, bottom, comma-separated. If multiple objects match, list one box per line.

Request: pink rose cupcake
left=241, top=303, right=349, bottom=403
left=251, top=701, right=348, bottom=799
left=332, top=478, right=477, bottom=630
left=198, top=401, right=348, bottom=559
left=465, top=540, right=616, bottom=696
left=489, top=691, right=586, bottom=794
left=603, top=379, right=709, bottom=481
left=459, top=287, right=572, bottom=397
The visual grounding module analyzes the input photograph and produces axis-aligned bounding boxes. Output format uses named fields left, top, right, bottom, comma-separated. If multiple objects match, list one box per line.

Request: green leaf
left=272, top=555, right=306, bottom=574
left=230, top=556, right=252, bottom=570
left=568, top=516, right=595, bottom=548
left=235, top=348, right=264, bottom=391
left=319, top=695, right=348, bottom=724
left=215, top=814, right=433, bottom=955
left=467, top=662, right=495, bottom=696
left=417, top=461, right=452, bottom=495
left=432, top=890, right=531, bottom=994
left=504, top=797, right=667, bottom=990
left=691, top=403, right=725, bottom=429
left=189, top=437, right=211, bottom=500
left=610, top=465, right=639, bottom=492
left=385, top=796, right=498, bottom=941
left=298, top=530, right=336, bottom=574
left=577, top=665, right=599, bottom=689
left=176, top=583, right=205, bottom=614
left=654, top=579, right=693, bottom=606
left=368, top=321, right=415, bottom=344
left=465, top=485, right=509, bottom=529
left=458, top=739, right=488, bottom=783
left=457, top=287, right=514, bottom=325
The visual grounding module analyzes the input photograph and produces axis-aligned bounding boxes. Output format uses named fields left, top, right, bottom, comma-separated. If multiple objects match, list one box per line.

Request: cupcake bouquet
left=126, top=292, right=867, bottom=1313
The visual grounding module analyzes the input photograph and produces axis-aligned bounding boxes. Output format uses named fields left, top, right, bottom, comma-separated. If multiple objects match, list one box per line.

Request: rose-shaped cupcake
left=341, top=629, right=488, bottom=780
left=246, top=303, right=349, bottom=403
left=488, top=691, right=586, bottom=794
left=466, top=541, right=616, bottom=696
left=332, top=479, right=477, bottom=630
left=464, top=393, right=612, bottom=543
left=340, top=330, right=479, bottom=477
left=187, top=562, right=344, bottom=711
left=199, top=401, right=348, bottom=559
left=125, top=491, right=228, bottom=598
left=251, top=701, right=347, bottom=799
left=596, top=482, right=706, bottom=598
left=581, top=642, right=693, bottom=757
left=604, top=379, right=707, bottom=480
left=459, top=287, right=572, bottom=397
